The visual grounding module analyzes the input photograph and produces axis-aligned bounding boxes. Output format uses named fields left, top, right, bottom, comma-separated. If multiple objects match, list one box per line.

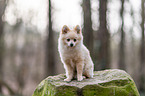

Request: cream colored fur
left=58, top=25, right=94, bottom=81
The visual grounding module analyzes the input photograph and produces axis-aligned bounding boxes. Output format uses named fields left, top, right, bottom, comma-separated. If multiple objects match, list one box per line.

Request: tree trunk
left=46, top=0, right=55, bottom=76
left=96, top=0, right=110, bottom=70
left=0, top=0, right=6, bottom=92
left=139, top=0, right=145, bottom=92
left=82, top=0, right=94, bottom=57
left=119, top=0, right=125, bottom=70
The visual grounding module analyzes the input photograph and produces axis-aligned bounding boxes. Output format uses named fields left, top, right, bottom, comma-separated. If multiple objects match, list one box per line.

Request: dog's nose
left=70, top=43, right=73, bottom=47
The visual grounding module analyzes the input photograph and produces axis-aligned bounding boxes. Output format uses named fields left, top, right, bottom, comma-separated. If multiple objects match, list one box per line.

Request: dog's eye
left=74, top=39, right=76, bottom=42
left=67, top=39, right=70, bottom=41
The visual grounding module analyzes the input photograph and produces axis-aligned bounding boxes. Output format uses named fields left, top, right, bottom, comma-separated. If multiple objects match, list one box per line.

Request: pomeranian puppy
left=58, top=25, right=94, bottom=81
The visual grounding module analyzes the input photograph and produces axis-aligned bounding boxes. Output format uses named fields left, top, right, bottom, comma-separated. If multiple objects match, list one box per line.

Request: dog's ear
left=62, top=25, right=70, bottom=34
left=74, top=25, right=81, bottom=34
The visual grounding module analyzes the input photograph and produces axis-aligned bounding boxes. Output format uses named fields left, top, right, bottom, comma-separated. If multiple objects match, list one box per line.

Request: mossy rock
left=32, top=69, right=139, bottom=96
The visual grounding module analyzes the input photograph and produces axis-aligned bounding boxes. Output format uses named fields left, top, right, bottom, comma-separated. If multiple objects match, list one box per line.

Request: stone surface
left=32, top=69, right=139, bottom=96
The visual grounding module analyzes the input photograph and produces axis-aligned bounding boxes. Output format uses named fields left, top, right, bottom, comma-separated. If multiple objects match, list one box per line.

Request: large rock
left=32, top=69, right=139, bottom=96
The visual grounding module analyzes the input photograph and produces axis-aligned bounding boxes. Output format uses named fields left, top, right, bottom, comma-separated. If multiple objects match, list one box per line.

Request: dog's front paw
left=77, top=76, right=83, bottom=81
left=64, top=78, right=71, bottom=82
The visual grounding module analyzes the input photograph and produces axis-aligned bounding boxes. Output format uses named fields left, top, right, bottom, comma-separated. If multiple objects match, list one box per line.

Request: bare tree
left=45, top=0, right=55, bottom=76
left=0, top=0, right=6, bottom=92
left=119, top=0, right=126, bottom=70
left=139, top=0, right=145, bottom=92
left=82, top=0, right=94, bottom=57
left=96, top=0, right=110, bottom=70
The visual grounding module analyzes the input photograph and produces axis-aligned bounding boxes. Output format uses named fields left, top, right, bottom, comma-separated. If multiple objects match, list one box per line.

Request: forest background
left=0, top=0, right=145, bottom=96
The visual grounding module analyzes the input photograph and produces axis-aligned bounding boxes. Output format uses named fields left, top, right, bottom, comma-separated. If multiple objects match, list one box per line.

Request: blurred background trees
left=140, top=0, right=145, bottom=92
left=119, top=0, right=126, bottom=70
left=45, top=0, right=56, bottom=76
left=97, top=0, right=110, bottom=70
left=82, top=0, right=94, bottom=58
left=0, top=0, right=6, bottom=93
left=0, top=0, right=145, bottom=95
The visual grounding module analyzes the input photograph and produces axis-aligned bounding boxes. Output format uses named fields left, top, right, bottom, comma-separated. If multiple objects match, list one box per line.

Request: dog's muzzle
left=70, top=43, right=74, bottom=47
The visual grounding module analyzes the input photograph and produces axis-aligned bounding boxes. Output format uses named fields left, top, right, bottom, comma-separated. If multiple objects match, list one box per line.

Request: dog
left=58, top=25, right=94, bottom=81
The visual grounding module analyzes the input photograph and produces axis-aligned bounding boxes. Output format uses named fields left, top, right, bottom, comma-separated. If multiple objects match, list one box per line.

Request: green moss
left=82, top=83, right=138, bottom=96
left=33, top=80, right=78, bottom=96
left=55, top=86, right=78, bottom=96
left=98, top=79, right=129, bottom=87
left=33, top=79, right=57, bottom=96
left=82, top=85, right=110, bottom=96
left=33, top=80, right=45, bottom=96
